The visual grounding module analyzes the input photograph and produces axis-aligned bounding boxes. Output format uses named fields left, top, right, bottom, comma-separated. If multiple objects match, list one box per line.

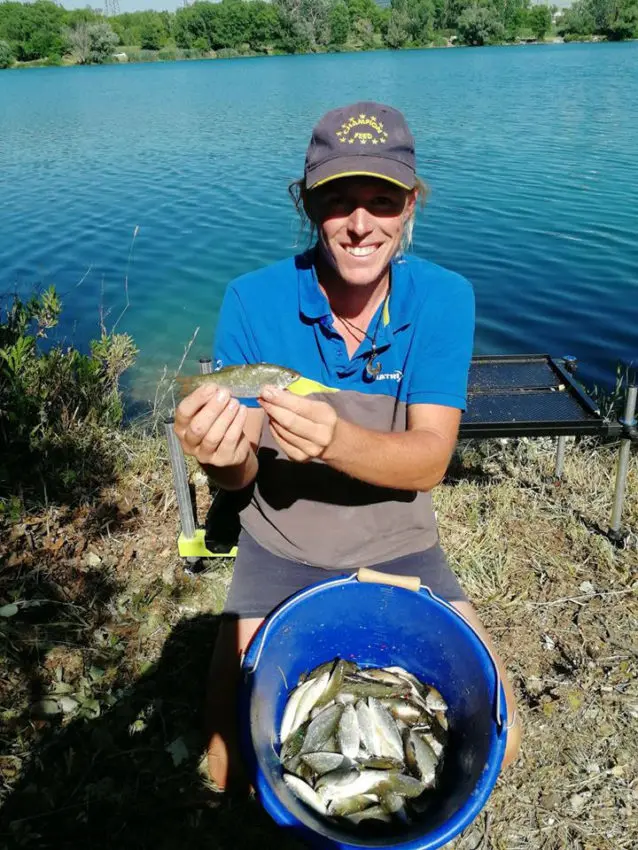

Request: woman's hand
left=258, top=386, right=338, bottom=462
left=174, top=384, right=252, bottom=468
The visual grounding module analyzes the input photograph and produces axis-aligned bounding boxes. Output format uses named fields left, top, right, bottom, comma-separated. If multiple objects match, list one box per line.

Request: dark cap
left=304, top=101, right=416, bottom=191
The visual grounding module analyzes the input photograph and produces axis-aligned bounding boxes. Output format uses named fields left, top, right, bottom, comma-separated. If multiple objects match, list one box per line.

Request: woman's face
left=309, top=176, right=416, bottom=288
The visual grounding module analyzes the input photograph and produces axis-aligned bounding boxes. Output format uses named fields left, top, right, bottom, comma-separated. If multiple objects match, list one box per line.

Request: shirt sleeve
left=406, top=272, right=475, bottom=411
left=212, top=285, right=262, bottom=408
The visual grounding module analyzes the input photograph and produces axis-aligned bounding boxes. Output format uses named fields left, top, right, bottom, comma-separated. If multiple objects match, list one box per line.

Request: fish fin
left=287, top=377, right=339, bottom=396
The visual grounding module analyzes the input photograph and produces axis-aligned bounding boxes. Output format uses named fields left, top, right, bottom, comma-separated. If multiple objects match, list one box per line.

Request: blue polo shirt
left=212, top=249, right=475, bottom=569
left=213, top=249, right=475, bottom=410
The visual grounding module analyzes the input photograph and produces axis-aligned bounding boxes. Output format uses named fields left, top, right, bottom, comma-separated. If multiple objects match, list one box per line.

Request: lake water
left=1, top=43, right=637, bottom=408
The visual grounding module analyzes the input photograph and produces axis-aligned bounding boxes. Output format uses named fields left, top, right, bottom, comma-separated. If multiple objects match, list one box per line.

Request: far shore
left=6, top=35, right=626, bottom=72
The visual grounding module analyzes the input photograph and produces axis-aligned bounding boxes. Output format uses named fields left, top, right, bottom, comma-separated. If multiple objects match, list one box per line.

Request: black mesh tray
left=460, top=355, right=619, bottom=438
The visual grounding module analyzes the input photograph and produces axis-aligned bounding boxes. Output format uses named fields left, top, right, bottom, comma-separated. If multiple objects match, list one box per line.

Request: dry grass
left=436, top=437, right=637, bottom=850
left=0, top=431, right=635, bottom=849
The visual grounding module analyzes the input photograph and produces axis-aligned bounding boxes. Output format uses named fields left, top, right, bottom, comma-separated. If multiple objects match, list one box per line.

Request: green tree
left=491, top=0, right=529, bottom=39
left=346, top=0, right=383, bottom=30
left=274, top=0, right=330, bottom=50
left=0, top=38, right=13, bottom=68
left=0, top=0, right=66, bottom=61
left=528, top=4, right=552, bottom=38
left=556, top=1, right=595, bottom=34
left=589, top=0, right=638, bottom=38
left=405, top=0, right=436, bottom=44
left=66, top=21, right=119, bottom=64
left=174, top=6, right=208, bottom=48
left=248, top=2, right=280, bottom=48
left=385, top=8, right=410, bottom=46
left=330, top=0, right=351, bottom=43
left=457, top=4, right=506, bottom=43
left=139, top=17, right=164, bottom=49
left=606, top=0, right=638, bottom=38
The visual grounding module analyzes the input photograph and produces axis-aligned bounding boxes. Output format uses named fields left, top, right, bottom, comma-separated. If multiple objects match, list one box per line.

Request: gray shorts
left=223, top=531, right=467, bottom=619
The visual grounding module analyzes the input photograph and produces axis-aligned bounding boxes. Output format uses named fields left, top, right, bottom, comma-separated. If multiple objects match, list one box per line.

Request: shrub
left=0, top=40, right=14, bottom=69
left=0, top=287, right=137, bottom=505
left=192, top=36, right=209, bottom=51
left=65, top=21, right=119, bottom=64
left=124, top=48, right=159, bottom=62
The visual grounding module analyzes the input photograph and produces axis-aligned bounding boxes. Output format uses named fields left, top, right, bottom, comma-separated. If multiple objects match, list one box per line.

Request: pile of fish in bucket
left=278, top=658, right=448, bottom=828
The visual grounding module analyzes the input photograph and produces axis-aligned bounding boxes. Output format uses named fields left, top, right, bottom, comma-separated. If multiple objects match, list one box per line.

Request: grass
left=0, top=424, right=635, bottom=849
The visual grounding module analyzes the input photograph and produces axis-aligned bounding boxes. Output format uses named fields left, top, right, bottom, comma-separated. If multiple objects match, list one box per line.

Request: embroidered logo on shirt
left=336, top=114, right=389, bottom=146
left=375, top=370, right=403, bottom=382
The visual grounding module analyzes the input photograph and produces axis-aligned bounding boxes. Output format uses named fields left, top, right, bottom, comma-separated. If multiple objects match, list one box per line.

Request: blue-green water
left=1, top=43, right=637, bottom=406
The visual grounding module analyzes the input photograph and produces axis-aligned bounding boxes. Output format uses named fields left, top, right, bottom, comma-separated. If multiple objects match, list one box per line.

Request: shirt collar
left=297, top=247, right=416, bottom=334
left=297, top=249, right=332, bottom=321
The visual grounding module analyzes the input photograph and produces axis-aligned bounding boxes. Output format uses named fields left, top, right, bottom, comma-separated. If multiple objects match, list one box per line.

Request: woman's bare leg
left=452, top=601, right=522, bottom=770
left=205, top=615, right=264, bottom=792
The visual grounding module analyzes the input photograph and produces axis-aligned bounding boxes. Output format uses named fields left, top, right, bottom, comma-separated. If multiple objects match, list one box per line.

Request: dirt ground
left=0, top=434, right=636, bottom=850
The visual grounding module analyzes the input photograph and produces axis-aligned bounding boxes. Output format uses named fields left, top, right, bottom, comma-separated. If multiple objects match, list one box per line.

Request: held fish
left=176, top=363, right=301, bottom=399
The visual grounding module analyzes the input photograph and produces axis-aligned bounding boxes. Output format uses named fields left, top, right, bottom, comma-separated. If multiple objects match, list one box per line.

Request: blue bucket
left=239, top=571, right=508, bottom=850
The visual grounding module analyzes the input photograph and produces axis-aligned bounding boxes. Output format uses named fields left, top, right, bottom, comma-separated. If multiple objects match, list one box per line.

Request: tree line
left=0, top=0, right=636, bottom=69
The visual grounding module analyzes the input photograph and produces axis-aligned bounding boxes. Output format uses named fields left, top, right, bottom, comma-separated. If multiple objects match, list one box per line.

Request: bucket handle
left=243, top=571, right=509, bottom=732
left=358, top=568, right=508, bottom=732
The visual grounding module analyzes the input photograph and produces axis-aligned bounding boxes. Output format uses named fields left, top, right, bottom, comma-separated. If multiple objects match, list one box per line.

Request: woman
left=174, top=101, right=521, bottom=791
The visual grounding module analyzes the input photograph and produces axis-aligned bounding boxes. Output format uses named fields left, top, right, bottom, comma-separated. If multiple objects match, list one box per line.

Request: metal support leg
left=164, top=420, right=196, bottom=542
left=609, top=384, right=637, bottom=541
left=554, top=436, right=567, bottom=479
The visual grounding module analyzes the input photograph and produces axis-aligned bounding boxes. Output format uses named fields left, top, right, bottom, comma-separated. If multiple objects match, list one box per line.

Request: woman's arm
left=259, top=389, right=460, bottom=492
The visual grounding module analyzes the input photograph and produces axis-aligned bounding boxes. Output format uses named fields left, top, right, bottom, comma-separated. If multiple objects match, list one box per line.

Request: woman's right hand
left=173, top=384, right=252, bottom=469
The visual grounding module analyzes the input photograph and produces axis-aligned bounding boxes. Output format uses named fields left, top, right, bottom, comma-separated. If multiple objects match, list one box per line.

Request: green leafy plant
left=0, top=286, right=137, bottom=506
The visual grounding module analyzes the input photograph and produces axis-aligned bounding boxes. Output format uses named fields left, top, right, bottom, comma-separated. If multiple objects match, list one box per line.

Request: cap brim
left=306, top=156, right=415, bottom=191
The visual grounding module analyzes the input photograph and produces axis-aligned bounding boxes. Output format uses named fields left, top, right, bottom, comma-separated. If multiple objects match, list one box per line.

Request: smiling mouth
left=343, top=244, right=380, bottom=257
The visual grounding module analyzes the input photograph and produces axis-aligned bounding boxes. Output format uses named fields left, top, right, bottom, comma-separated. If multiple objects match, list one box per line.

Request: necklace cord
left=333, top=287, right=390, bottom=377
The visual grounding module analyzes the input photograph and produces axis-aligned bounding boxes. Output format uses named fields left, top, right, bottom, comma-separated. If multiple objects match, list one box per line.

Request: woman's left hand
left=258, top=386, right=338, bottom=462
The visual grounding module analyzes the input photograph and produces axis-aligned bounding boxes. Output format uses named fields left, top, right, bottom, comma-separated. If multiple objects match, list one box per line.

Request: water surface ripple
left=1, top=43, right=637, bottom=405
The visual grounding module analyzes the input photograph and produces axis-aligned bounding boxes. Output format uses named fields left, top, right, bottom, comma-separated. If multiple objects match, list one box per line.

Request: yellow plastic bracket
left=178, top=528, right=238, bottom=559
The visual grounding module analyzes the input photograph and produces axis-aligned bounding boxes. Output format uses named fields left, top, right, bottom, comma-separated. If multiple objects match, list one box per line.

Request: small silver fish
left=301, top=752, right=354, bottom=776
left=368, top=698, right=404, bottom=762
left=328, top=794, right=378, bottom=817
left=336, top=703, right=360, bottom=759
left=280, top=676, right=318, bottom=743
left=299, top=703, right=343, bottom=755
left=404, top=729, right=437, bottom=787
left=279, top=657, right=448, bottom=830
left=345, top=805, right=392, bottom=825
left=177, top=363, right=300, bottom=398
left=283, top=773, right=328, bottom=815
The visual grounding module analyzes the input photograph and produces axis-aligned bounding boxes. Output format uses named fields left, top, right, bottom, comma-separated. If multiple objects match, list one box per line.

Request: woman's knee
left=502, top=706, right=522, bottom=770
left=451, top=601, right=521, bottom=770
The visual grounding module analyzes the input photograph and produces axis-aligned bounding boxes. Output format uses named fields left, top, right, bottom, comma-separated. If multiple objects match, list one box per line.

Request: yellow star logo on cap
left=359, top=113, right=365, bottom=119
left=348, top=138, right=355, bottom=144
left=372, top=139, right=378, bottom=145
left=370, top=115, right=376, bottom=121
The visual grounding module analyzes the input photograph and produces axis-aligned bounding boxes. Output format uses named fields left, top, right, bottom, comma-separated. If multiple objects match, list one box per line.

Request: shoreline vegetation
left=1, top=0, right=637, bottom=71
left=1, top=289, right=636, bottom=848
